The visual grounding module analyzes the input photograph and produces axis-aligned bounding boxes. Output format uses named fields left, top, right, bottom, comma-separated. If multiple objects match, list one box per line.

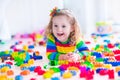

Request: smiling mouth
left=57, top=33, right=64, bottom=36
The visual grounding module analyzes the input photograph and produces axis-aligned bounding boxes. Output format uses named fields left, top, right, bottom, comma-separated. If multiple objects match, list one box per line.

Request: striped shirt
left=46, top=34, right=89, bottom=60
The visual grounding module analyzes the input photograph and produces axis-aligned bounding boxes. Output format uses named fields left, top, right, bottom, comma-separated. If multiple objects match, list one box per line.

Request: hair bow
left=50, top=7, right=60, bottom=17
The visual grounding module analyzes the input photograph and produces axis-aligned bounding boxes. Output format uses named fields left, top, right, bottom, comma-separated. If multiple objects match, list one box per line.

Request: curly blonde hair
left=45, top=8, right=82, bottom=45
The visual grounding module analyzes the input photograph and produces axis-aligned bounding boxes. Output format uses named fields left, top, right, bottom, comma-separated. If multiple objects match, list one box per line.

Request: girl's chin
left=58, top=39, right=67, bottom=42
left=56, top=36, right=68, bottom=42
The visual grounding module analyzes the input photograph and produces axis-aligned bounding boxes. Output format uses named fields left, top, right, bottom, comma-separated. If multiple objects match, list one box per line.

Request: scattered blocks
left=20, top=70, right=30, bottom=76
left=118, top=71, right=120, bottom=76
left=15, top=75, right=23, bottom=80
left=70, top=70, right=77, bottom=76
left=62, top=71, right=72, bottom=78
left=43, top=72, right=53, bottom=79
left=7, top=70, right=14, bottom=76
left=49, top=60, right=58, bottom=66
left=0, top=75, right=7, bottom=80
left=51, top=77, right=60, bottom=80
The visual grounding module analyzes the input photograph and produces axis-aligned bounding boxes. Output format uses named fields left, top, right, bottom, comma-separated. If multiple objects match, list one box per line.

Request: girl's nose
left=58, top=27, right=62, bottom=32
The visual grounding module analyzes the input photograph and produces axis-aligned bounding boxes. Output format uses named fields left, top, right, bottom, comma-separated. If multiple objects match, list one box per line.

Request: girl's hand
left=59, top=54, right=67, bottom=60
left=58, top=53, right=81, bottom=62
left=58, top=53, right=74, bottom=61
left=66, top=53, right=80, bottom=62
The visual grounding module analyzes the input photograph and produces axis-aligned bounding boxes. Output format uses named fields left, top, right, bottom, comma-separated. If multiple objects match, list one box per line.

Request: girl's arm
left=76, top=40, right=89, bottom=57
left=46, top=34, right=59, bottom=60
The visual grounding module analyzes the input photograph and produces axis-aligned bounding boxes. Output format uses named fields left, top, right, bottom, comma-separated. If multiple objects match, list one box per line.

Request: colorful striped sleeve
left=46, top=34, right=59, bottom=60
left=76, top=39, right=89, bottom=57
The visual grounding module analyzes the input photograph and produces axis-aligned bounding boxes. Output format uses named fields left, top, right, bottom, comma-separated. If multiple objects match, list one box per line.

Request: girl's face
left=52, top=15, right=73, bottom=42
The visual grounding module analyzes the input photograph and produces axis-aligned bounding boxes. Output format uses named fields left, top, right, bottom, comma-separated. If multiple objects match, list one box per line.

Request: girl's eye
left=54, top=25, right=58, bottom=27
left=62, top=25, right=66, bottom=28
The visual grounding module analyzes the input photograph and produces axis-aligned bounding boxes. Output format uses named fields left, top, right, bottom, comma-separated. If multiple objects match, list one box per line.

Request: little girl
left=45, top=7, right=89, bottom=62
